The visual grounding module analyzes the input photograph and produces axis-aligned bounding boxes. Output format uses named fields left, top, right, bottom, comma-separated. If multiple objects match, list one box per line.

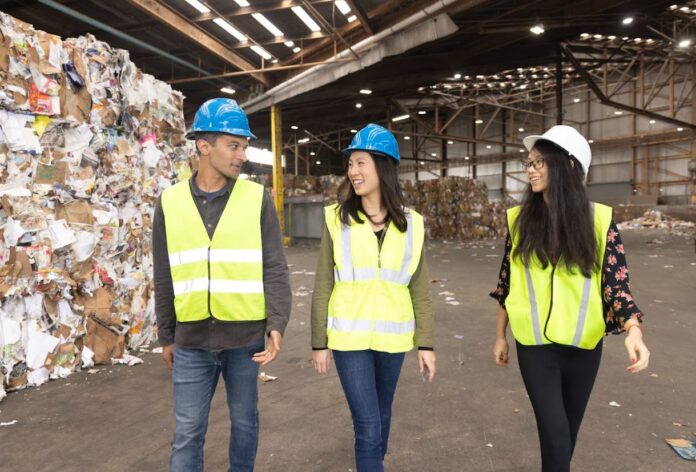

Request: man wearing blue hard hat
left=152, top=98, right=291, bottom=472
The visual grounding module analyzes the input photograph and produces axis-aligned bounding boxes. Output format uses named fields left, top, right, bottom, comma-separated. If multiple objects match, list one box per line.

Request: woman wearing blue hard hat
left=310, top=123, right=436, bottom=471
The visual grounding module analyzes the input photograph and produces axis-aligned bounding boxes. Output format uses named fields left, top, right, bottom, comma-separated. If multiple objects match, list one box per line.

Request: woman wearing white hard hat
left=489, top=125, right=650, bottom=472
left=311, top=123, right=436, bottom=472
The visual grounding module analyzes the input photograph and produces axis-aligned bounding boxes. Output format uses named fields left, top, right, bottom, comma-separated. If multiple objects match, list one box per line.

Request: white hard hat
left=523, top=125, right=592, bottom=176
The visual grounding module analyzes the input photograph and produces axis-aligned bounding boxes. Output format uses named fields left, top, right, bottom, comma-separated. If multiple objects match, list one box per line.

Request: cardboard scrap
left=84, top=317, right=125, bottom=365
left=665, top=438, right=696, bottom=461
left=55, top=200, right=94, bottom=225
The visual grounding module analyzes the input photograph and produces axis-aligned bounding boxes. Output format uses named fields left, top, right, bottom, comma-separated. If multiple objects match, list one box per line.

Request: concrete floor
left=1, top=229, right=695, bottom=472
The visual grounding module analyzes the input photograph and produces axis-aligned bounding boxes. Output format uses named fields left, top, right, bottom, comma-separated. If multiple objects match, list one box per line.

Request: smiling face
left=197, top=134, right=248, bottom=179
left=347, top=151, right=380, bottom=197
left=526, top=147, right=549, bottom=194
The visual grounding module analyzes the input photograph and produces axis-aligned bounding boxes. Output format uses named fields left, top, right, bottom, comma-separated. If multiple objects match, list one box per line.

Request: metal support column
left=556, top=47, right=563, bottom=125
left=270, top=104, right=289, bottom=245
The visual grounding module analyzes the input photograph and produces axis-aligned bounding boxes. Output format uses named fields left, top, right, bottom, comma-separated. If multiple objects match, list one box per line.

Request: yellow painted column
left=271, top=104, right=290, bottom=245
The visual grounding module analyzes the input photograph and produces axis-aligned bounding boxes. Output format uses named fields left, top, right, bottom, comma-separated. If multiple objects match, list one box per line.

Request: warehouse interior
left=1, top=1, right=695, bottom=471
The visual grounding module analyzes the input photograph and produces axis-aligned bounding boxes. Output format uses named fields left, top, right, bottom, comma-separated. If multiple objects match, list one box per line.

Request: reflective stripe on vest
left=506, top=202, right=612, bottom=349
left=161, top=178, right=266, bottom=323
left=324, top=204, right=424, bottom=353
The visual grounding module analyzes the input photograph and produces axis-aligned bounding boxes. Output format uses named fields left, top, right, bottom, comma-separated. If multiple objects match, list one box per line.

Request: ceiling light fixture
left=292, top=6, right=321, bottom=32
left=252, top=13, right=284, bottom=37
left=335, top=1, right=351, bottom=15
left=250, top=45, right=273, bottom=60
left=530, top=24, right=545, bottom=35
left=213, top=18, right=247, bottom=42
left=185, top=0, right=210, bottom=14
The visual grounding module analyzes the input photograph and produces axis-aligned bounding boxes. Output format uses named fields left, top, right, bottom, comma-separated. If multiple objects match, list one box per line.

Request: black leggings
left=516, top=341, right=603, bottom=472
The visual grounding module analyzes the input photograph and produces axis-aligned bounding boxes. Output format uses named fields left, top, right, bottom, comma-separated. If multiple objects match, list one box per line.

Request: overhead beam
left=345, top=0, right=374, bottom=36
left=126, top=0, right=270, bottom=86
left=562, top=44, right=696, bottom=130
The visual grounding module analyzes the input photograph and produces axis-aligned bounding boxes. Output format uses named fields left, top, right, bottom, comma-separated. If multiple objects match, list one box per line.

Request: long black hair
left=512, top=139, right=598, bottom=277
left=337, top=152, right=408, bottom=232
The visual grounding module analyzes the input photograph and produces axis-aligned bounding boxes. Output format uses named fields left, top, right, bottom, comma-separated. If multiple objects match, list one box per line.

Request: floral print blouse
left=490, top=220, right=643, bottom=334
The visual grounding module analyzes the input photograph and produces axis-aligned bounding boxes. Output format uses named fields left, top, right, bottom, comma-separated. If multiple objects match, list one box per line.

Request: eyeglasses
left=520, top=157, right=545, bottom=170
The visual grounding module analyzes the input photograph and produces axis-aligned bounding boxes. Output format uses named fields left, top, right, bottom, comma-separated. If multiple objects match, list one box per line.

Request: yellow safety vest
left=506, top=202, right=612, bottom=349
left=325, top=204, right=424, bottom=353
left=161, top=178, right=266, bottom=322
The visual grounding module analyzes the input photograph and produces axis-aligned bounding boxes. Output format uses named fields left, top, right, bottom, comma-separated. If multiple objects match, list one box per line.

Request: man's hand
left=253, top=330, right=282, bottom=366
left=162, top=344, right=174, bottom=369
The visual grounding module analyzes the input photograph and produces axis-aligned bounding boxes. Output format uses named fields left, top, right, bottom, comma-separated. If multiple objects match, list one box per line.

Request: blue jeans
left=333, top=349, right=406, bottom=472
left=169, top=340, right=263, bottom=472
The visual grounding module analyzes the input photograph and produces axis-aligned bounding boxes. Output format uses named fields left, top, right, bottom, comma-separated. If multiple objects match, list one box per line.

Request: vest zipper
left=207, top=246, right=213, bottom=318
left=542, top=264, right=556, bottom=343
left=376, top=221, right=389, bottom=270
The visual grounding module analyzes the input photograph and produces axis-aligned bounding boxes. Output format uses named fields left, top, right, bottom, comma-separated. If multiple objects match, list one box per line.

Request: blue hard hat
left=342, top=123, right=400, bottom=163
left=185, top=98, right=257, bottom=140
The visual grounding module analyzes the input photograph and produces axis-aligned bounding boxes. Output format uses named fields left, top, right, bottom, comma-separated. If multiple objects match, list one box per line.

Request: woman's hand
left=625, top=325, right=650, bottom=373
left=418, top=350, right=436, bottom=382
left=311, top=349, right=332, bottom=374
left=493, top=336, right=509, bottom=366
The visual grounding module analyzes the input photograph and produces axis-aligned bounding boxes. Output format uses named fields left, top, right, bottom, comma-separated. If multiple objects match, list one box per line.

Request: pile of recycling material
left=0, top=12, right=195, bottom=401
left=617, top=209, right=695, bottom=237
left=402, top=177, right=509, bottom=241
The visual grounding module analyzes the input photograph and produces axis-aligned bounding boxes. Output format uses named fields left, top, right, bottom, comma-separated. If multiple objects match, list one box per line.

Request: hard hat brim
left=522, top=135, right=543, bottom=152
left=185, top=128, right=257, bottom=140
left=342, top=146, right=399, bottom=163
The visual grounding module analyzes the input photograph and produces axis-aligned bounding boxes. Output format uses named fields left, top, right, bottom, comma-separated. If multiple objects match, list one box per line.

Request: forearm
left=152, top=197, right=176, bottom=346
left=310, top=222, right=334, bottom=349
left=261, top=193, right=292, bottom=336
left=495, top=305, right=509, bottom=339
left=409, top=247, right=434, bottom=349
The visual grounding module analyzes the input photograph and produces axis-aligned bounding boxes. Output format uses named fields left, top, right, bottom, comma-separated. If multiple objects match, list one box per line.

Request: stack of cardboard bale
left=0, top=12, right=194, bottom=400
left=402, top=177, right=509, bottom=240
